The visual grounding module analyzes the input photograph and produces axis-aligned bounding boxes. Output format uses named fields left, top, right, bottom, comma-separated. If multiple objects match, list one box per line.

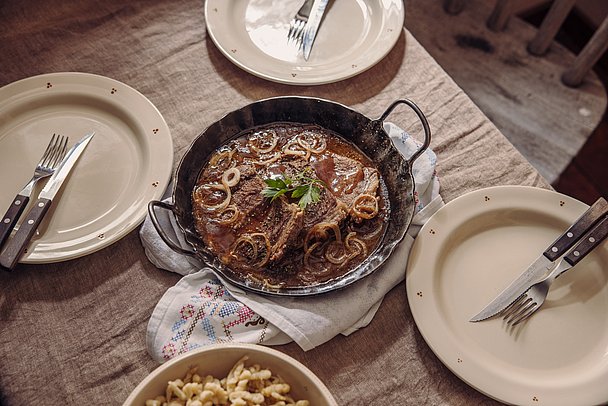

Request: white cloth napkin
left=141, top=122, right=443, bottom=363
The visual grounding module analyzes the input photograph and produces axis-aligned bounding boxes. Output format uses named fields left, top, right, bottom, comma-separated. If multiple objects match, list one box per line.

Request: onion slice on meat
left=283, top=139, right=309, bottom=159
left=303, top=241, right=323, bottom=269
left=253, top=151, right=282, bottom=166
left=297, top=134, right=326, bottom=154
left=209, top=149, right=235, bottom=169
left=222, top=167, right=241, bottom=188
left=195, top=183, right=231, bottom=212
left=231, top=235, right=257, bottom=263
left=351, top=194, right=379, bottom=220
left=249, top=233, right=271, bottom=267
left=217, top=205, right=240, bottom=225
left=250, top=131, right=278, bottom=154
left=304, top=222, right=342, bottom=251
left=230, top=233, right=271, bottom=268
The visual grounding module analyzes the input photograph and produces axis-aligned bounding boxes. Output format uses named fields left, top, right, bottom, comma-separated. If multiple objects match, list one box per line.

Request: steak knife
left=0, top=132, right=95, bottom=270
left=469, top=196, right=607, bottom=322
left=545, top=215, right=608, bottom=284
left=302, top=0, right=329, bottom=60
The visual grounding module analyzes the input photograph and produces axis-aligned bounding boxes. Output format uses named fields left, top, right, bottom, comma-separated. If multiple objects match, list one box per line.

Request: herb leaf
left=261, top=187, right=282, bottom=201
left=290, top=185, right=309, bottom=199
left=264, top=177, right=287, bottom=190
left=296, top=184, right=321, bottom=209
left=261, top=172, right=324, bottom=209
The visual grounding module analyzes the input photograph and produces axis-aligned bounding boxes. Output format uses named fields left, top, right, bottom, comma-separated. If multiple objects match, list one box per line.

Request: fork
left=0, top=134, right=68, bottom=248
left=502, top=216, right=608, bottom=326
left=287, top=0, right=314, bottom=48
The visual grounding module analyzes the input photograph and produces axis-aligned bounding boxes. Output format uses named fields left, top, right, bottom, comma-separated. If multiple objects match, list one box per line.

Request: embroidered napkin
left=141, top=122, right=443, bottom=363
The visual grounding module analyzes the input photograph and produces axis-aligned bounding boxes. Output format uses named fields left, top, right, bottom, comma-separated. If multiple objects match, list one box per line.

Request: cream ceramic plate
left=0, top=72, right=173, bottom=263
left=204, top=0, right=405, bottom=85
left=406, top=186, right=608, bottom=406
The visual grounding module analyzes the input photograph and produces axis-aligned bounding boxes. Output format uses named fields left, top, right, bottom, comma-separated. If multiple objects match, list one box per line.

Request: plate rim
left=405, top=185, right=608, bottom=405
left=0, top=72, right=174, bottom=263
left=204, top=0, right=405, bottom=85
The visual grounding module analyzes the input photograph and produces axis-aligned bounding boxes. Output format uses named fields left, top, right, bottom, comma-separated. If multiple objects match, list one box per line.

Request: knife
left=302, top=0, right=329, bottom=60
left=469, top=196, right=607, bottom=322
left=545, top=215, right=608, bottom=284
left=0, top=132, right=95, bottom=270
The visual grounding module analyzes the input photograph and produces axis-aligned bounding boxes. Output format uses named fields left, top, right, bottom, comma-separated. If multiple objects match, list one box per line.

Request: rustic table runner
left=0, top=0, right=548, bottom=404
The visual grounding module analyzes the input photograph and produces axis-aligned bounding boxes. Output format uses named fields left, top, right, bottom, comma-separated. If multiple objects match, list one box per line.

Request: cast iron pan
left=149, top=96, right=431, bottom=296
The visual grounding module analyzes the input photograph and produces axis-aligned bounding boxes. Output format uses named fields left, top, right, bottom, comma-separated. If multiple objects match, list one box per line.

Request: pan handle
left=378, top=99, right=432, bottom=166
left=148, top=200, right=197, bottom=256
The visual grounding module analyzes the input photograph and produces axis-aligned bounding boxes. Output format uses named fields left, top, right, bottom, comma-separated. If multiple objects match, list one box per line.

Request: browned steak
left=227, top=152, right=378, bottom=265
left=228, top=164, right=268, bottom=228
left=301, top=188, right=347, bottom=232
left=229, top=161, right=304, bottom=263
left=259, top=198, right=303, bottom=262
left=311, top=153, right=379, bottom=209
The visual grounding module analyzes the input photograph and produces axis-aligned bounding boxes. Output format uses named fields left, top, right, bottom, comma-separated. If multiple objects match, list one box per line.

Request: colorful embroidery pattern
left=161, top=278, right=268, bottom=361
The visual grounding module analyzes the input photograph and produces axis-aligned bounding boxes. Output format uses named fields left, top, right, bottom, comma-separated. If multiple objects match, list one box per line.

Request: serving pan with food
left=149, top=96, right=430, bottom=296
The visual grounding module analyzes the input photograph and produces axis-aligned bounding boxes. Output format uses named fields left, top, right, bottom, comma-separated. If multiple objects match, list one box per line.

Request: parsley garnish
left=262, top=171, right=324, bottom=209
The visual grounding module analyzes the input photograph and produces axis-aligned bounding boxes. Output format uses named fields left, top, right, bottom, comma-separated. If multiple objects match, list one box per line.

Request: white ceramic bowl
left=123, top=343, right=338, bottom=405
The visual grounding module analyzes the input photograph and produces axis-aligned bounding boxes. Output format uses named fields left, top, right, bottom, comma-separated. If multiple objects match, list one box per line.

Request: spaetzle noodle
left=145, top=356, right=310, bottom=406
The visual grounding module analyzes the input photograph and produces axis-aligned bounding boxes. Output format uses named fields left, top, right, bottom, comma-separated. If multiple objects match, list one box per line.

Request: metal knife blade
left=469, top=196, right=607, bottom=322
left=302, top=0, right=329, bottom=60
left=0, top=132, right=95, bottom=270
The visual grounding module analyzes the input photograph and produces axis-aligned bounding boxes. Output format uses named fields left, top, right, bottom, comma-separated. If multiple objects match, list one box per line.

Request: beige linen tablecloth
left=0, top=1, right=549, bottom=404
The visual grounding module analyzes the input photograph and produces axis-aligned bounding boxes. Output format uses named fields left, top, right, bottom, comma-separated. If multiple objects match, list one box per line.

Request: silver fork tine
left=287, top=0, right=313, bottom=47
left=39, top=133, right=67, bottom=170
left=38, top=134, right=58, bottom=168
left=504, top=295, right=537, bottom=326
left=50, top=135, right=69, bottom=168
left=288, top=18, right=302, bottom=42
left=509, top=302, right=538, bottom=326
left=291, top=20, right=304, bottom=46
left=501, top=295, right=527, bottom=320
left=288, top=16, right=305, bottom=45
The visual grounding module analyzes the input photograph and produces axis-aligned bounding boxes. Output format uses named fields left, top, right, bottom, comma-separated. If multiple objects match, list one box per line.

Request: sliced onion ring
left=249, top=233, right=271, bottom=268
left=222, top=167, right=240, bottom=188
left=303, top=241, right=323, bottom=269
left=304, top=222, right=342, bottom=251
left=308, top=138, right=327, bottom=154
left=297, top=133, right=327, bottom=154
left=230, top=233, right=271, bottom=269
left=209, top=149, right=235, bottom=168
left=197, top=183, right=231, bottom=212
left=324, top=241, right=349, bottom=265
left=352, top=194, right=379, bottom=219
left=283, top=140, right=307, bottom=157
left=253, top=151, right=282, bottom=165
left=345, top=232, right=368, bottom=259
left=349, top=220, right=384, bottom=240
left=231, top=235, right=257, bottom=262
left=217, top=205, right=240, bottom=225
left=250, top=132, right=278, bottom=154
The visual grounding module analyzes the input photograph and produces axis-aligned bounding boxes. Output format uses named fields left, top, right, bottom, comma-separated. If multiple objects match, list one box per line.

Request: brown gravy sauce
left=192, top=123, right=389, bottom=287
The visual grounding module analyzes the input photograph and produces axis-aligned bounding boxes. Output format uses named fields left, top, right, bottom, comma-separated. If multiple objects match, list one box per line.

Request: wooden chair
left=405, top=0, right=607, bottom=183
left=479, top=0, right=608, bottom=87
